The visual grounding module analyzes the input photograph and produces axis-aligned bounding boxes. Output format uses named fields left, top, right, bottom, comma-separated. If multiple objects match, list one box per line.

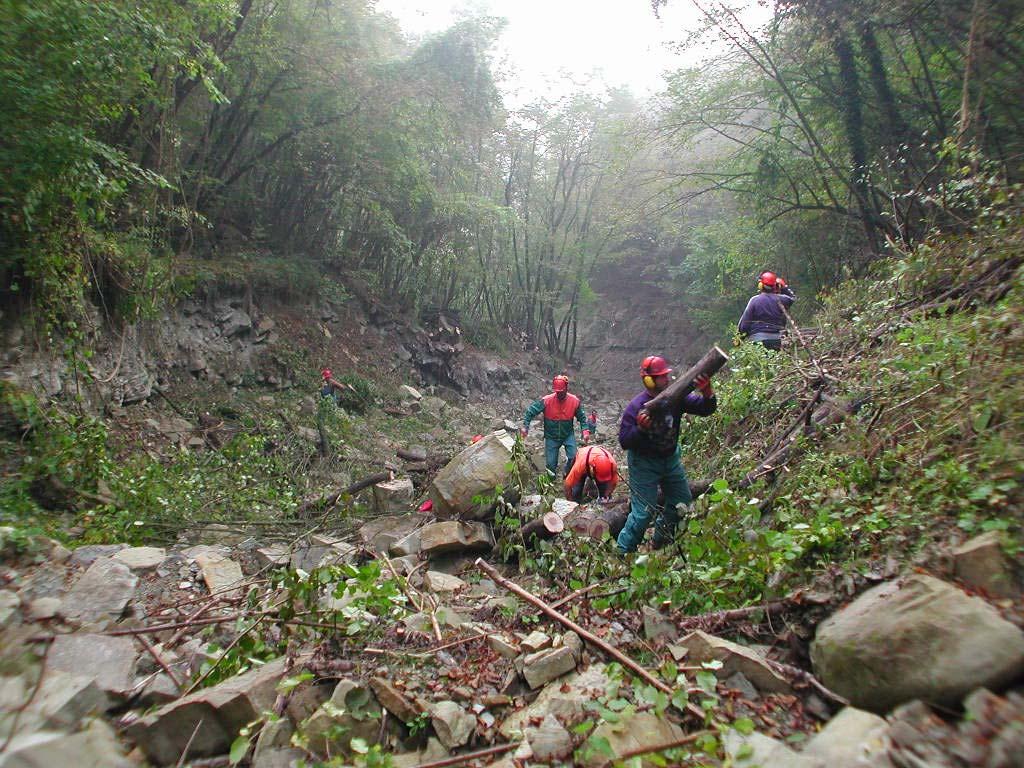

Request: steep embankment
left=0, top=209, right=1022, bottom=768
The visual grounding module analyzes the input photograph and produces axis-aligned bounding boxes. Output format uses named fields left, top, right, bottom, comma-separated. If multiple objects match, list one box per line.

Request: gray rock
left=423, top=571, right=466, bottom=593
left=0, top=720, right=130, bottom=768
left=27, top=670, right=109, bottom=730
left=562, top=631, right=584, bottom=663
left=26, top=598, right=61, bottom=622
left=488, top=634, right=520, bottom=659
left=48, top=634, right=137, bottom=699
left=526, top=713, right=573, bottom=762
left=500, top=664, right=610, bottom=739
left=725, top=671, right=760, bottom=700
left=112, top=546, right=166, bottom=571
left=723, top=729, right=821, bottom=767
left=953, top=531, right=1020, bottom=599
left=125, top=656, right=289, bottom=765
left=252, top=747, right=305, bottom=768
left=642, top=605, right=678, bottom=641
left=358, top=515, right=422, bottom=555
left=60, top=558, right=138, bottom=627
left=581, top=712, right=686, bottom=768
left=390, top=531, right=422, bottom=557
left=521, top=631, right=552, bottom=654
left=523, top=646, right=577, bottom=689
left=369, top=676, right=422, bottom=724
left=429, top=700, right=475, bottom=749
left=68, top=545, right=125, bottom=568
left=194, top=552, right=244, bottom=596
left=302, top=679, right=382, bottom=757
left=680, top=631, right=792, bottom=695
left=134, top=673, right=182, bottom=708
left=811, top=574, right=1024, bottom=712
left=802, top=707, right=893, bottom=768
left=418, top=521, right=494, bottom=557
left=0, top=592, right=20, bottom=629
left=255, top=545, right=290, bottom=569
left=252, top=716, right=293, bottom=765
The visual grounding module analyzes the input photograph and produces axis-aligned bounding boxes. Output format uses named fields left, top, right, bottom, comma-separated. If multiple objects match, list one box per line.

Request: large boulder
left=428, top=431, right=515, bottom=519
left=59, top=558, right=137, bottom=628
left=811, top=574, right=1024, bottom=713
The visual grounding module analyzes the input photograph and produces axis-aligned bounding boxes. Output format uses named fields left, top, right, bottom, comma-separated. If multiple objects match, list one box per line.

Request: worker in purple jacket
left=738, top=271, right=795, bottom=351
left=617, top=355, right=717, bottom=553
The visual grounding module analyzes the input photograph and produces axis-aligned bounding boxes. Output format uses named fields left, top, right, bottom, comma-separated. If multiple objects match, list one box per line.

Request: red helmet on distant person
left=640, top=356, right=672, bottom=377
left=759, top=271, right=778, bottom=289
left=588, top=449, right=615, bottom=482
left=321, top=368, right=332, bottom=380
left=552, top=374, right=569, bottom=392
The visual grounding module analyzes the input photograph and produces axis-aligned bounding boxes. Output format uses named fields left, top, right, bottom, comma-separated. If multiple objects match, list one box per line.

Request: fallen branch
left=412, top=742, right=517, bottom=768
left=549, top=577, right=615, bottom=610
left=295, top=471, right=392, bottom=515
left=677, top=599, right=793, bottom=631
left=762, top=658, right=849, bottom=708
left=137, top=632, right=185, bottom=692
left=615, top=729, right=712, bottom=761
left=476, top=558, right=703, bottom=720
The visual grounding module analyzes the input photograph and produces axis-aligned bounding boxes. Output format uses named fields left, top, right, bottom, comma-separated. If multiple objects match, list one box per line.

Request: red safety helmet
left=641, top=356, right=672, bottom=377
left=587, top=448, right=615, bottom=483
left=759, top=271, right=778, bottom=289
left=321, top=368, right=332, bottom=380
left=552, top=374, right=569, bottom=392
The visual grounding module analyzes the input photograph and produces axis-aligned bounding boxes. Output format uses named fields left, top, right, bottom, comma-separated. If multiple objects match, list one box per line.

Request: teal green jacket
left=523, top=392, right=588, bottom=442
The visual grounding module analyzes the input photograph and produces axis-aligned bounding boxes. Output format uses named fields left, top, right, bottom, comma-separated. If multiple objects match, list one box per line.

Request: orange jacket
left=563, top=446, right=618, bottom=499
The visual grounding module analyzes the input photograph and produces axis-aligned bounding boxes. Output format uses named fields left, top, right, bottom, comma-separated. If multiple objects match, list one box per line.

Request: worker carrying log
left=737, top=271, right=795, bottom=351
left=616, top=349, right=726, bottom=554
left=521, top=374, right=590, bottom=478
left=564, top=445, right=618, bottom=503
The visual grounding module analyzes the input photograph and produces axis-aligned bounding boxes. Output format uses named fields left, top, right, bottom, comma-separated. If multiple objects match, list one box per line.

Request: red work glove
left=582, top=430, right=591, bottom=444
left=694, top=374, right=713, bottom=398
left=636, top=411, right=652, bottom=430
left=777, top=277, right=787, bottom=289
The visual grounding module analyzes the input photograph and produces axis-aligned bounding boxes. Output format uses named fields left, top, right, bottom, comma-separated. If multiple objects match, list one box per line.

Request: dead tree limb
left=412, top=742, right=517, bottom=768
left=295, top=471, right=392, bottom=515
left=475, top=558, right=705, bottom=721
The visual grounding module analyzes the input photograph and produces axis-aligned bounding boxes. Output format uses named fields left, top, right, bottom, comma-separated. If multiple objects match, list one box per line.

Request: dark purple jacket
left=619, top=389, right=717, bottom=458
left=738, top=289, right=795, bottom=336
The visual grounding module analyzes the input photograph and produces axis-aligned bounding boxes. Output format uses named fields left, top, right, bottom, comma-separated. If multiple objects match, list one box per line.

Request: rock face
left=428, top=431, right=515, bottom=519
left=811, top=574, right=1024, bottom=712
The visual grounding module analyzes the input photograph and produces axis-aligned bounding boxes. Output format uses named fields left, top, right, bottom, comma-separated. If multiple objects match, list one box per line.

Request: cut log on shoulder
left=521, top=511, right=564, bottom=544
left=644, top=346, right=729, bottom=414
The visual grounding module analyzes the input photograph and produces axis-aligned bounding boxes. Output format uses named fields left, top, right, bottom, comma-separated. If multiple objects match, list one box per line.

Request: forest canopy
left=1, top=0, right=1020, bottom=354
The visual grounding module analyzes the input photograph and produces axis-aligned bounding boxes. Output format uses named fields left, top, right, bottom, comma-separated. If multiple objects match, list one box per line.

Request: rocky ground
left=1, top=426, right=1022, bottom=767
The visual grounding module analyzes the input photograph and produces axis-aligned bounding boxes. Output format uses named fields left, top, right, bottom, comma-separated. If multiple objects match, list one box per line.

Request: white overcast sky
left=375, top=0, right=772, bottom=106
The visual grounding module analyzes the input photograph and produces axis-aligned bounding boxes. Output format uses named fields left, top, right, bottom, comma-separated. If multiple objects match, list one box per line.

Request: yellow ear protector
left=643, top=375, right=656, bottom=389
left=757, top=280, right=764, bottom=292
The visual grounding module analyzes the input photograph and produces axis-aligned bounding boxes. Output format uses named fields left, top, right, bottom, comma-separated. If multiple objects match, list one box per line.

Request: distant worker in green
left=521, top=375, right=590, bottom=477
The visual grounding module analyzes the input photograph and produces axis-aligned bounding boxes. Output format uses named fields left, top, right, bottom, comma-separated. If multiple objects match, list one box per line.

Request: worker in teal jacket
left=521, top=375, right=590, bottom=477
